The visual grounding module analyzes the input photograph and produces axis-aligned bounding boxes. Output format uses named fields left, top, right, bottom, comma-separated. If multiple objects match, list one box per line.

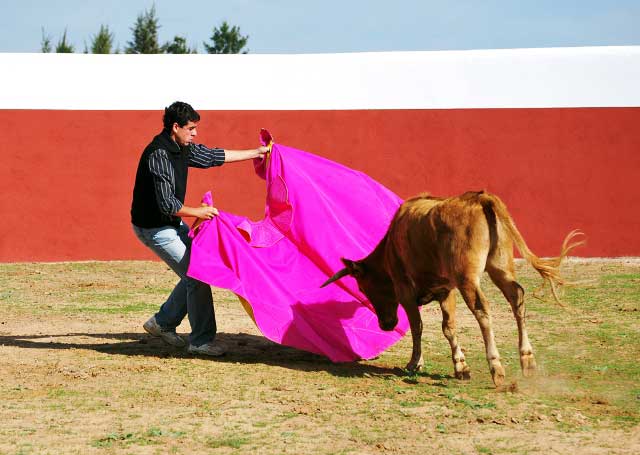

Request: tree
left=90, top=25, right=114, bottom=54
left=203, top=21, right=249, bottom=54
left=164, top=36, right=197, bottom=54
left=126, top=5, right=162, bottom=54
left=41, top=27, right=52, bottom=53
left=55, top=29, right=74, bottom=53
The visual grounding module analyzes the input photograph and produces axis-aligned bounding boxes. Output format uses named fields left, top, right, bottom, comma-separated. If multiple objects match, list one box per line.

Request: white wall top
left=1, top=47, right=639, bottom=110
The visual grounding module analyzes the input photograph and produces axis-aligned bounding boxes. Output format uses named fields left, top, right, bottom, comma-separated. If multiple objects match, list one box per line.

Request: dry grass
left=0, top=259, right=639, bottom=454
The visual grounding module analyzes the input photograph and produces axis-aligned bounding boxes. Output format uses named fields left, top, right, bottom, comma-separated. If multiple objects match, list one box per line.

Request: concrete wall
left=1, top=48, right=639, bottom=261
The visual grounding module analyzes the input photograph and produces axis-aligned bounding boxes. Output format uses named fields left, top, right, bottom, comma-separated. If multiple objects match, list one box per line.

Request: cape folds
left=187, top=132, right=407, bottom=361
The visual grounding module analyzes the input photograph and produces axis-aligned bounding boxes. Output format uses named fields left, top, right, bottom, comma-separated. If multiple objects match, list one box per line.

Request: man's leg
left=132, top=223, right=217, bottom=348
left=133, top=224, right=189, bottom=329
left=176, top=224, right=216, bottom=347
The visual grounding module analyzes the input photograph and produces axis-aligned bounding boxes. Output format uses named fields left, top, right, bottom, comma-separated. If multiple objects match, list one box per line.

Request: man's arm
left=223, top=147, right=269, bottom=163
left=149, top=149, right=183, bottom=216
left=188, top=144, right=268, bottom=167
left=149, top=149, right=218, bottom=220
left=175, top=204, right=218, bottom=220
left=188, top=144, right=226, bottom=168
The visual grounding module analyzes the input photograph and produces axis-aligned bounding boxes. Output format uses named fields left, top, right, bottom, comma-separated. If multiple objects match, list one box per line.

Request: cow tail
left=481, top=194, right=585, bottom=305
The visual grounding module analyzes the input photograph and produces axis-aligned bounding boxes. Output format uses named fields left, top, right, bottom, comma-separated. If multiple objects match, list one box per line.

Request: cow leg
left=400, top=298, right=424, bottom=372
left=487, top=266, right=536, bottom=376
left=439, top=291, right=470, bottom=380
left=459, top=281, right=505, bottom=387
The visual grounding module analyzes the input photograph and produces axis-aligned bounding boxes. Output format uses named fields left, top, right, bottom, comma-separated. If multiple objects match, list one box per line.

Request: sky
left=1, top=0, right=639, bottom=54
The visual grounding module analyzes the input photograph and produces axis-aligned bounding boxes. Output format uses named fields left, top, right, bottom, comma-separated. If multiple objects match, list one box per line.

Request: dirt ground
left=0, top=259, right=639, bottom=454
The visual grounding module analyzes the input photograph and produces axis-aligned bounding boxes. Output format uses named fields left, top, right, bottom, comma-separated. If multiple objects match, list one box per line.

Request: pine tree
left=55, top=29, right=74, bottom=53
left=164, top=36, right=197, bottom=54
left=126, top=5, right=162, bottom=54
left=91, top=25, right=114, bottom=54
left=203, top=21, right=249, bottom=54
left=41, top=27, right=52, bottom=53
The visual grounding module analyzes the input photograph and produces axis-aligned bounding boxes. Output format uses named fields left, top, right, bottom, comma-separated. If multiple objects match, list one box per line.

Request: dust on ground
left=0, top=259, right=639, bottom=454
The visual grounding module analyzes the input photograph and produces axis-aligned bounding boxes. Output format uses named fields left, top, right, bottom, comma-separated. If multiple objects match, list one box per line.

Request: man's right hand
left=175, top=204, right=219, bottom=219
left=195, top=205, right=219, bottom=219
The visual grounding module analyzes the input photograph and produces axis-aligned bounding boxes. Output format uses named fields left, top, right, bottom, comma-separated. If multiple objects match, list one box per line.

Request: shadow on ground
left=0, top=331, right=449, bottom=381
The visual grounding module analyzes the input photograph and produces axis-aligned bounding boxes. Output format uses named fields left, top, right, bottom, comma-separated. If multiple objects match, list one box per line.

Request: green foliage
left=204, top=21, right=249, bottom=54
left=40, top=27, right=52, bottom=53
left=164, top=35, right=197, bottom=54
left=90, top=25, right=114, bottom=54
left=40, top=10, right=249, bottom=55
left=55, top=29, right=74, bottom=53
left=126, top=5, right=162, bottom=54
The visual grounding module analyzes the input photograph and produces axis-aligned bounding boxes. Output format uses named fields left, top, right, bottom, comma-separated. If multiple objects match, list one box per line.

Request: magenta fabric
left=187, top=137, right=409, bottom=362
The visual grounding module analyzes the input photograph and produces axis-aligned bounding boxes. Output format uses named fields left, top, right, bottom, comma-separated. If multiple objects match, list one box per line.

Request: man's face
left=172, top=120, right=198, bottom=146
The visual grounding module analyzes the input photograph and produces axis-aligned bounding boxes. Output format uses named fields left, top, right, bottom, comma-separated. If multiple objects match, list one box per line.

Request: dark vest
left=131, top=130, right=189, bottom=228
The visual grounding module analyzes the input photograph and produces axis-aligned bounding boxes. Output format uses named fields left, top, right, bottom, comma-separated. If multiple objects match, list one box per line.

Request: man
left=131, top=101, right=267, bottom=356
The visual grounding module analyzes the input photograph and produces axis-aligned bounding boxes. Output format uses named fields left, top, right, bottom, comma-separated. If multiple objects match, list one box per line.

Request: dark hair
left=163, top=101, right=200, bottom=130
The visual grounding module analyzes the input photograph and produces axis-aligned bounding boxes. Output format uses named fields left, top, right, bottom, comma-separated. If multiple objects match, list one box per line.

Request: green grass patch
left=398, top=400, right=423, bottom=408
left=47, top=388, right=81, bottom=399
left=206, top=434, right=250, bottom=449
left=62, top=301, right=159, bottom=314
left=92, top=427, right=186, bottom=448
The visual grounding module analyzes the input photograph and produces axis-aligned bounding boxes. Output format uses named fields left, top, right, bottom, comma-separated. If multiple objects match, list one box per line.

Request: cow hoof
left=455, top=369, right=471, bottom=380
left=491, top=364, right=506, bottom=388
left=454, top=362, right=471, bottom=380
left=521, top=354, right=537, bottom=377
left=405, top=358, right=424, bottom=372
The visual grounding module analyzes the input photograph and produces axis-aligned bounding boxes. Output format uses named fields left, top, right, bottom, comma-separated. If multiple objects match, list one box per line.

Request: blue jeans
left=132, top=222, right=216, bottom=346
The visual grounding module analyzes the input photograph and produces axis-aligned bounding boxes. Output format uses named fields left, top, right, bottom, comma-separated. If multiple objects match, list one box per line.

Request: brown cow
left=322, top=191, right=583, bottom=387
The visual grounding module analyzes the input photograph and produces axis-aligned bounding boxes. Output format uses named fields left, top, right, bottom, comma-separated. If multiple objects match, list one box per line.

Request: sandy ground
left=0, top=259, right=639, bottom=454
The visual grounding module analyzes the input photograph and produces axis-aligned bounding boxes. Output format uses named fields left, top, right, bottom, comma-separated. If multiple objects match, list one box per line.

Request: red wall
left=1, top=107, right=638, bottom=261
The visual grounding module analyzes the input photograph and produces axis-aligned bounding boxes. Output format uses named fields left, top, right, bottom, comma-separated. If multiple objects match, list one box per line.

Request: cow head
left=321, top=258, right=399, bottom=331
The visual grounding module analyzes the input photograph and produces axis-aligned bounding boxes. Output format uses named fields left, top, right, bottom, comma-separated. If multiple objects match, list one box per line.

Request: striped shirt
left=148, top=143, right=225, bottom=215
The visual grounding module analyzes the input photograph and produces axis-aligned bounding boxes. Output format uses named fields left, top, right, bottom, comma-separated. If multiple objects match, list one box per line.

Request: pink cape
left=187, top=132, right=409, bottom=362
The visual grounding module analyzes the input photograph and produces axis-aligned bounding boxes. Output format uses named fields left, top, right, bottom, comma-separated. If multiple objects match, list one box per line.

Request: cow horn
left=320, top=268, right=350, bottom=287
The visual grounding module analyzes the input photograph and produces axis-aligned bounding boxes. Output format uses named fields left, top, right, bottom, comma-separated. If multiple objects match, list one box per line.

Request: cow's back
left=383, top=194, right=446, bottom=289
left=384, top=191, right=496, bottom=290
